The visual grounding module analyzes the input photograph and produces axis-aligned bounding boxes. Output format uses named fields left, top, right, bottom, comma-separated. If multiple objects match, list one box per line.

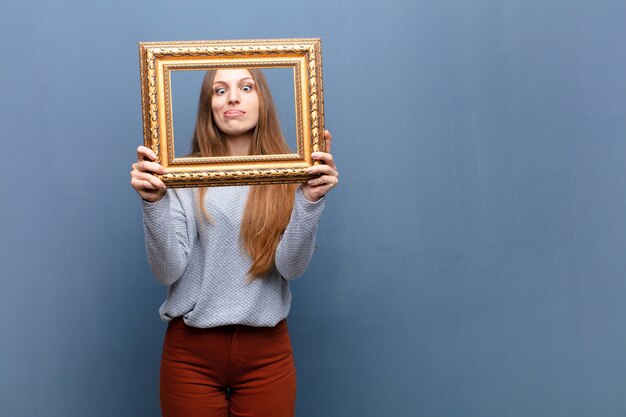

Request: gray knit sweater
left=142, top=186, right=325, bottom=328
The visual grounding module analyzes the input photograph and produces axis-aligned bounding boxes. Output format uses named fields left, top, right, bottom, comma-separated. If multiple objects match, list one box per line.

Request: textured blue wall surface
left=1, top=0, right=626, bottom=416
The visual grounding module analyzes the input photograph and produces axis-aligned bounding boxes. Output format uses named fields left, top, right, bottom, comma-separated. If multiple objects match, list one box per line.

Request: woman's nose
left=227, top=89, right=240, bottom=104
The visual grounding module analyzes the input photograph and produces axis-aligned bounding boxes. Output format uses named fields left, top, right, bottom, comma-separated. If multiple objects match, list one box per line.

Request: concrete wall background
left=1, top=0, right=625, bottom=415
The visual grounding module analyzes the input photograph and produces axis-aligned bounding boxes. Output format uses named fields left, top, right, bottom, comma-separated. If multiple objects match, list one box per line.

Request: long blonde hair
left=192, top=68, right=297, bottom=278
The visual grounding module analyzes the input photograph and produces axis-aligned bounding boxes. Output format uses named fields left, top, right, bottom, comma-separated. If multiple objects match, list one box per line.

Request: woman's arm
left=131, top=146, right=195, bottom=285
left=142, top=191, right=196, bottom=286
left=275, top=131, right=339, bottom=279
left=275, top=189, right=325, bottom=280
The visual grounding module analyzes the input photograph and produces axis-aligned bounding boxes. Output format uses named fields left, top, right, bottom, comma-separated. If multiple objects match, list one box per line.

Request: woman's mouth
left=224, top=109, right=245, bottom=118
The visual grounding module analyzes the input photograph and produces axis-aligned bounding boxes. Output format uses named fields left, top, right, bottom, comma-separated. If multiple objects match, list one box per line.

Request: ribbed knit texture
left=142, top=186, right=325, bottom=328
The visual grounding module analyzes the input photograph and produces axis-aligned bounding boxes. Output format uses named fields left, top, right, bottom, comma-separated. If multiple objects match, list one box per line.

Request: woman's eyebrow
left=213, top=77, right=255, bottom=86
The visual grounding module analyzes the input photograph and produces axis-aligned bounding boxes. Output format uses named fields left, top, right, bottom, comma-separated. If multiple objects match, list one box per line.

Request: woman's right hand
left=130, top=146, right=168, bottom=202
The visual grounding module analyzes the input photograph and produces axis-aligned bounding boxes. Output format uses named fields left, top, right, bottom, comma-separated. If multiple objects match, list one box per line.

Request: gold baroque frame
left=138, top=38, right=325, bottom=187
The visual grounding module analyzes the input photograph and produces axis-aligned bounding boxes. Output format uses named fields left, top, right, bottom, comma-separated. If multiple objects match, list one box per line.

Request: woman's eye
left=215, top=88, right=226, bottom=95
left=241, top=85, right=253, bottom=92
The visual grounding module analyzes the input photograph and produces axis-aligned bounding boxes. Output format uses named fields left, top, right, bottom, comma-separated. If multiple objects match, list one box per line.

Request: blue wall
left=1, top=0, right=626, bottom=416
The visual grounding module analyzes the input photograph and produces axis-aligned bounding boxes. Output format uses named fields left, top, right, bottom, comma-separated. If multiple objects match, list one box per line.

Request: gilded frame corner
left=138, top=38, right=325, bottom=187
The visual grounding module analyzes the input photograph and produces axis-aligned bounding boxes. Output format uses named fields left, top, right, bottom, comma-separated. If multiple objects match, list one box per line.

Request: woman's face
left=211, top=69, right=260, bottom=138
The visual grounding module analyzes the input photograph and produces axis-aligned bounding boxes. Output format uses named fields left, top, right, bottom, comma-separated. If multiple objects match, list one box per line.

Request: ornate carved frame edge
left=138, top=38, right=325, bottom=187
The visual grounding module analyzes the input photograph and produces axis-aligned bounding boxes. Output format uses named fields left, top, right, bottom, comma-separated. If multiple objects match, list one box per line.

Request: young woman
left=130, top=68, right=338, bottom=417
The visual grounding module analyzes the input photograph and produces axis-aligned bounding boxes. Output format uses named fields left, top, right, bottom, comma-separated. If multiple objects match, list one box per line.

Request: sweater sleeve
left=275, top=188, right=326, bottom=280
left=142, top=190, right=196, bottom=286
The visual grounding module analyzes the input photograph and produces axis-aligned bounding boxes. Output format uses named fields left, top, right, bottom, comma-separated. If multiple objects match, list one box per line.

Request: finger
left=139, top=172, right=165, bottom=189
left=137, top=160, right=167, bottom=175
left=324, top=130, right=333, bottom=154
left=308, top=159, right=337, bottom=176
left=307, top=169, right=338, bottom=182
left=131, top=176, right=156, bottom=192
left=307, top=174, right=338, bottom=188
left=131, top=171, right=166, bottom=190
left=307, top=160, right=338, bottom=175
left=310, top=152, right=336, bottom=169
left=137, top=145, right=157, bottom=162
left=131, top=176, right=158, bottom=192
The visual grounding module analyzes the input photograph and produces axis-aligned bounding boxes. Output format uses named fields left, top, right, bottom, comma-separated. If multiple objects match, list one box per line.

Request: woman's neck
left=225, top=133, right=252, bottom=156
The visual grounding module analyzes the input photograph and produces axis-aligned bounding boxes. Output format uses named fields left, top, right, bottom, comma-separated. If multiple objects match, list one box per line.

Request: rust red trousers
left=160, top=317, right=296, bottom=417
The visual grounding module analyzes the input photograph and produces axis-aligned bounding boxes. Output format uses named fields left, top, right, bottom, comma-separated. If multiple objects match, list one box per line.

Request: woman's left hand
left=301, top=130, right=339, bottom=202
